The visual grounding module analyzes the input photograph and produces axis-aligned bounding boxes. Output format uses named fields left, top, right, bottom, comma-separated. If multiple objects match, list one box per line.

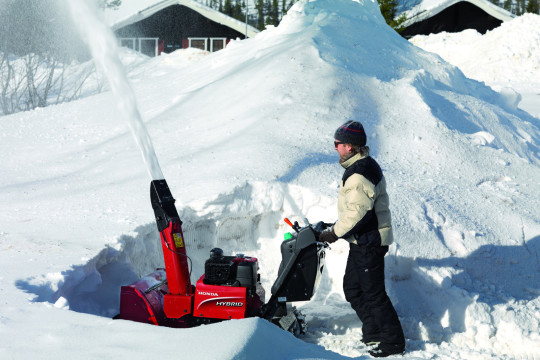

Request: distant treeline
left=204, top=0, right=539, bottom=33
left=493, top=0, right=539, bottom=15
left=202, top=0, right=296, bottom=30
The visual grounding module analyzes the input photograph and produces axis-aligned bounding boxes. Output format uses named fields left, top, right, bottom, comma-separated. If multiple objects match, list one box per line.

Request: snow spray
left=67, top=1, right=164, bottom=181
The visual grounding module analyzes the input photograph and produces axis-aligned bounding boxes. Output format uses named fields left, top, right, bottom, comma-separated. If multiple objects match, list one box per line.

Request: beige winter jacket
left=333, top=151, right=394, bottom=246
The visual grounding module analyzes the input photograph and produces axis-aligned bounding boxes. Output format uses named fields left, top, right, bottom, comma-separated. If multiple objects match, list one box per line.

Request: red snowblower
left=116, top=179, right=328, bottom=335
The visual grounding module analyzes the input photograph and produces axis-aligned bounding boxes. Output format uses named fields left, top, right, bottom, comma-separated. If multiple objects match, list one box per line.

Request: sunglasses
left=334, top=141, right=344, bottom=147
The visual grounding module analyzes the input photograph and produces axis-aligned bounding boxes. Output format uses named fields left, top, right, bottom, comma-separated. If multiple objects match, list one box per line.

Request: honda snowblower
left=116, top=179, right=328, bottom=335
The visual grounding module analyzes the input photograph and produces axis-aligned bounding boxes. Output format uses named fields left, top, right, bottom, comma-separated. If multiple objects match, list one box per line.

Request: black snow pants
left=343, top=244, right=405, bottom=351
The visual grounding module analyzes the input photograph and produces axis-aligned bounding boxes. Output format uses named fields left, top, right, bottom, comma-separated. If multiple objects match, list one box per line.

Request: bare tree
left=0, top=52, right=104, bottom=115
left=0, top=0, right=105, bottom=116
left=97, top=0, right=122, bottom=9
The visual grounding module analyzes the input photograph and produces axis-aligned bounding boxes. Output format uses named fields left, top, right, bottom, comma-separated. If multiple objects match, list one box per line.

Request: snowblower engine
left=203, top=248, right=258, bottom=287
left=193, top=249, right=264, bottom=321
left=116, top=179, right=328, bottom=336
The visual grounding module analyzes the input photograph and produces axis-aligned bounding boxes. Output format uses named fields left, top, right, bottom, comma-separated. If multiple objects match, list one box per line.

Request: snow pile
left=409, top=13, right=540, bottom=113
left=1, top=0, right=539, bottom=359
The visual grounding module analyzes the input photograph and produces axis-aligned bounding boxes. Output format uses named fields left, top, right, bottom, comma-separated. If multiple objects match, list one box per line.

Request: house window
left=120, top=38, right=136, bottom=51
left=138, top=37, right=159, bottom=57
left=210, top=38, right=226, bottom=52
left=119, top=37, right=159, bottom=57
left=189, top=38, right=208, bottom=51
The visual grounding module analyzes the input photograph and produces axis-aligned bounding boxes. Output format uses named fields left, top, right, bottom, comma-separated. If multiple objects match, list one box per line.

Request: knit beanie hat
left=334, top=120, right=366, bottom=147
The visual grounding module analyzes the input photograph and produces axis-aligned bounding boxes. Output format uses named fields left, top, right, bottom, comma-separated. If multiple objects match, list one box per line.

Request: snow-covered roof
left=402, top=0, right=515, bottom=28
left=110, top=0, right=259, bottom=38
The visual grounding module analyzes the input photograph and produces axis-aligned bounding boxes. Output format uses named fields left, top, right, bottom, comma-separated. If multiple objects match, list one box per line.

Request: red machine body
left=118, top=180, right=323, bottom=336
left=193, top=254, right=264, bottom=320
left=119, top=270, right=168, bottom=326
left=194, top=277, right=249, bottom=320
left=159, top=221, right=193, bottom=319
left=193, top=276, right=264, bottom=320
left=117, top=180, right=264, bottom=327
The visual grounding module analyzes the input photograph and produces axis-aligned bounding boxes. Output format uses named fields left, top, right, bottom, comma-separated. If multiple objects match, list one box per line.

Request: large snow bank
left=1, top=1, right=539, bottom=359
left=410, top=13, right=540, bottom=114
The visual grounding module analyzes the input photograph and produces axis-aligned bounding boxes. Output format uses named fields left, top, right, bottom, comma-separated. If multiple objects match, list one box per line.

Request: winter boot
left=367, top=342, right=405, bottom=358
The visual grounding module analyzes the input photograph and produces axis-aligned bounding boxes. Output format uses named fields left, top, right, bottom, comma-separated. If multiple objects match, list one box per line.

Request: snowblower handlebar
left=283, top=218, right=331, bottom=248
left=284, top=218, right=301, bottom=232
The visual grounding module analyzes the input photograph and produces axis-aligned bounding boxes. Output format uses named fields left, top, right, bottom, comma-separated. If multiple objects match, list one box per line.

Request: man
left=319, top=120, right=405, bottom=357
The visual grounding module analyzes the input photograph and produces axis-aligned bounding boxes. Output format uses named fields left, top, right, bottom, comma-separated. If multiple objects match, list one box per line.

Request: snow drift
left=409, top=13, right=540, bottom=94
left=1, top=0, right=539, bottom=359
left=409, top=12, right=540, bottom=119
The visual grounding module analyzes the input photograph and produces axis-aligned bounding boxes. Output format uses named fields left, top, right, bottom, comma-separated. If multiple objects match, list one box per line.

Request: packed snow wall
left=18, top=182, right=335, bottom=318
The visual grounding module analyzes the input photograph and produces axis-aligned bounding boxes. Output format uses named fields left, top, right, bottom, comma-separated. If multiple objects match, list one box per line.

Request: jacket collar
left=340, top=150, right=369, bottom=169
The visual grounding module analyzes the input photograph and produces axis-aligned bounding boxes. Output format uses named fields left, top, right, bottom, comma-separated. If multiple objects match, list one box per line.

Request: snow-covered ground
left=1, top=0, right=539, bottom=359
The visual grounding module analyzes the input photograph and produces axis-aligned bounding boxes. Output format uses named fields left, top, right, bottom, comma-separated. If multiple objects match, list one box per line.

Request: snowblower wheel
left=278, top=308, right=307, bottom=336
left=291, top=309, right=307, bottom=336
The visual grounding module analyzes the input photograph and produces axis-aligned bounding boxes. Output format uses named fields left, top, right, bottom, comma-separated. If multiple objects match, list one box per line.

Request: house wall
left=401, top=1, right=504, bottom=37
left=115, top=4, right=245, bottom=53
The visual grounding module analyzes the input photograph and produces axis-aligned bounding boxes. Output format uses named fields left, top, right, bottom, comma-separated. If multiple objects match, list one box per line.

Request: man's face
left=334, top=139, right=352, bottom=157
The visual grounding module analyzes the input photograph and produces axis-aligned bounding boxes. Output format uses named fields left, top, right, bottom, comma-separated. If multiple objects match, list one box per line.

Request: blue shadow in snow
left=277, top=152, right=337, bottom=183
left=417, top=236, right=540, bottom=305
left=390, top=236, right=540, bottom=346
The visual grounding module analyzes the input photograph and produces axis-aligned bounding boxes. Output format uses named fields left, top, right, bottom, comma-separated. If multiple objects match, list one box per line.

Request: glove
left=319, top=227, right=339, bottom=244
left=313, top=221, right=336, bottom=233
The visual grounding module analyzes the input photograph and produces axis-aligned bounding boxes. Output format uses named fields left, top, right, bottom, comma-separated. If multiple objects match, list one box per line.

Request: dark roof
left=111, top=0, right=259, bottom=38
left=401, top=0, right=514, bottom=37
